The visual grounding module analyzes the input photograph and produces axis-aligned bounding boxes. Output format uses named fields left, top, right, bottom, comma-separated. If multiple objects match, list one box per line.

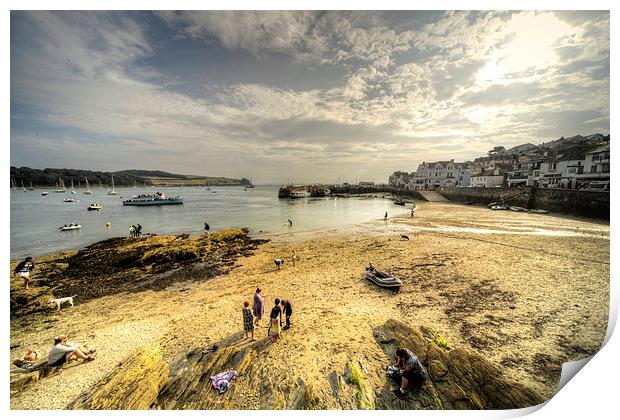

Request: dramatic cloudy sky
left=10, top=11, right=609, bottom=183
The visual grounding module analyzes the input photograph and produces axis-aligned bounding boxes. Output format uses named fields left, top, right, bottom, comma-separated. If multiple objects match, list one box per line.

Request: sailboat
left=29, top=180, right=34, bottom=191
left=83, top=177, right=92, bottom=195
left=21, top=180, right=26, bottom=192
left=107, top=175, right=118, bottom=195
left=11, top=178, right=17, bottom=190
left=54, top=177, right=65, bottom=193
left=70, top=179, right=77, bottom=194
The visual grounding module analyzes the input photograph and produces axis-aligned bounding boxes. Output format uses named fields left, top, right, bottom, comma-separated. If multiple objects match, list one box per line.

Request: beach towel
left=210, top=370, right=238, bottom=394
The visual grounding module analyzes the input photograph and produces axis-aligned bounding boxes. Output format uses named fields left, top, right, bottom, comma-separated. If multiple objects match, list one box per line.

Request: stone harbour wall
left=437, top=186, right=609, bottom=220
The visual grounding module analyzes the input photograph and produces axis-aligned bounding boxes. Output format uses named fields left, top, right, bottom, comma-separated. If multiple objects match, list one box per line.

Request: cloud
left=10, top=11, right=610, bottom=183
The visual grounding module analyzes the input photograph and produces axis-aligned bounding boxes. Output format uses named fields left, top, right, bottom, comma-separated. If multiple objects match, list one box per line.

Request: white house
left=470, top=166, right=507, bottom=187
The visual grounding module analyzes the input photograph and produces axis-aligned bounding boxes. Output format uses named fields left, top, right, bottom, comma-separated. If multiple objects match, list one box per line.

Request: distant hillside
left=10, top=167, right=251, bottom=188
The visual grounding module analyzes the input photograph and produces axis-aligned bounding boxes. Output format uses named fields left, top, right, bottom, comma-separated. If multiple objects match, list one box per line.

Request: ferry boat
left=122, top=192, right=183, bottom=206
left=289, top=187, right=310, bottom=198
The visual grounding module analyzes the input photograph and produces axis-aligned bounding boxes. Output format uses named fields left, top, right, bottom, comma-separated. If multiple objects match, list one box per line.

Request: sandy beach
left=10, top=201, right=610, bottom=409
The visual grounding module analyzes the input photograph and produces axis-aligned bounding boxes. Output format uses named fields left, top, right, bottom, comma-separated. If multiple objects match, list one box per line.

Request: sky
left=10, top=10, right=610, bottom=184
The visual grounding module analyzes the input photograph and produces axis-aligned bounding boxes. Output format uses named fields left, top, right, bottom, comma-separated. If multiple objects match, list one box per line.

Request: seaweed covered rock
left=10, top=229, right=267, bottom=318
left=68, top=345, right=169, bottom=410
left=373, top=319, right=544, bottom=410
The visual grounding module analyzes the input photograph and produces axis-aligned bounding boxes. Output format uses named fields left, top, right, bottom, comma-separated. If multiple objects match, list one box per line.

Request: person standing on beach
left=384, top=211, right=388, bottom=221
left=242, top=301, right=257, bottom=341
left=129, top=225, right=135, bottom=238
left=291, top=250, right=298, bottom=267
left=411, top=208, right=415, bottom=218
left=253, top=288, right=265, bottom=327
left=14, top=257, right=35, bottom=290
left=281, top=300, right=293, bottom=330
left=137, top=224, right=142, bottom=237
left=288, top=219, right=293, bottom=227
left=204, top=221, right=210, bottom=236
left=268, top=298, right=282, bottom=341
left=274, top=259, right=284, bottom=270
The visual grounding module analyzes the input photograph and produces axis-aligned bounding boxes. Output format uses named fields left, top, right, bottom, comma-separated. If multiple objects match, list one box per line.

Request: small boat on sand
left=60, top=224, right=81, bottom=231
left=394, top=198, right=406, bottom=205
left=364, top=270, right=402, bottom=289
left=509, top=206, right=527, bottom=212
left=528, top=209, right=549, bottom=214
left=490, top=205, right=508, bottom=210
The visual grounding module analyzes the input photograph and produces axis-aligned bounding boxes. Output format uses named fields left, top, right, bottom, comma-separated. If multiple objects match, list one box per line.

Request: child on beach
left=268, top=298, right=282, bottom=341
left=281, top=300, right=293, bottom=330
left=291, top=250, right=298, bottom=267
left=242, top=301, right=257, bottom=341
left=14, top=257, right=36, bottom=290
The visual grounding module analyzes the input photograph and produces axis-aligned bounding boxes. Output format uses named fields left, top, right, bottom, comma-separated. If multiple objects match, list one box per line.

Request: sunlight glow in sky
left=10, top=11, right=609, bottom=183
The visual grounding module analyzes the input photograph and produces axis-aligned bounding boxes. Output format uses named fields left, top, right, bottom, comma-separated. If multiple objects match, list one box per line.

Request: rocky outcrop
left=68, top=345, right=169, bottom=410
left=10, top=229, right=267, bottom=318
left=372, top=319, right=544, bottom=409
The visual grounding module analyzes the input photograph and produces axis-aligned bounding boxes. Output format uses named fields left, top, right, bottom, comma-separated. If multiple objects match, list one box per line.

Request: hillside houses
left=389, top=134, right=610, bottom=191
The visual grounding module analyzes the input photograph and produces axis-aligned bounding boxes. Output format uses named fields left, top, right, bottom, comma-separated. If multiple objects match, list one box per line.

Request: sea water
left=10, top=185, right=406, bottom=259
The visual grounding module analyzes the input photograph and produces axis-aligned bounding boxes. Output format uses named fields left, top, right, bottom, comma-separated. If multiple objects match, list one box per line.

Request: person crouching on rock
left=280, top=299, right=293, bottom=330
left=274, top=258, right=284, bottom=270
left=14, top=256, right=36, bottom=290
left=393, top=347, right=427, bottom=399
left=47, top=335, right=94, bottom=368
left=268, top=298, right=282, bottom=341
left=242, top=301, right=257, bottom=341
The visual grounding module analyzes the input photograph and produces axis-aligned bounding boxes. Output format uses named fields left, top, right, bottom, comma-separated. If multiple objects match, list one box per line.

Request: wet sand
left=10, top=201, right=610, bottom=409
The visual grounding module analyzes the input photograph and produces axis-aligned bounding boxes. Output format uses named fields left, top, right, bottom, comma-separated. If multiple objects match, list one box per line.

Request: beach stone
left=373, top=319, right=543, bottom=410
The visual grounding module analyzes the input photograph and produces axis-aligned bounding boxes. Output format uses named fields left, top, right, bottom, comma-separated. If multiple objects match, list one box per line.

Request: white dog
left=49, top=296, right=77, bottom=311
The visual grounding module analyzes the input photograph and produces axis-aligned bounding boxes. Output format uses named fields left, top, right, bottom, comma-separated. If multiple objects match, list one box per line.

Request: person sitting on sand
left=393, top=347, right=427, bottom=398
left=47, top=335, right=94, bottom=367
left=21, top=347, right=40, bottom=362
left=242, top=301, right=257, bottom=341
left=14, top=256, right=36, bottom=290
left=253, top=288, right=265, bottom=327
left=268, top=298, right=282, bottom=341
left=280, top=299, right=293, bottom=330
left=274, top=258, right=284, bottom=270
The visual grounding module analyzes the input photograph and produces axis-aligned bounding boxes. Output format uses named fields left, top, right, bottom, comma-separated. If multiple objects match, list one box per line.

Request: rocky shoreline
left=9, top=202, right=609, bottom=409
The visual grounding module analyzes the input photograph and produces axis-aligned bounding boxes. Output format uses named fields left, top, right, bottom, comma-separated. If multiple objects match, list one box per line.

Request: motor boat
left=63, top=198, right=75, bottom=203
left=122, top=192, right=183, bottom=206
left=60, top=224, right=81, bottom=231
left=364, top=269, right=402, bottom=289
left=88, top=203, right=103, bottom=211
left=41, top=191, right=49, bottom=196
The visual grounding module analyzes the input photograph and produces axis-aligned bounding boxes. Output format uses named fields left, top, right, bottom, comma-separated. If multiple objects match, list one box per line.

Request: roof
left=585, top=142, right=610, bottom=155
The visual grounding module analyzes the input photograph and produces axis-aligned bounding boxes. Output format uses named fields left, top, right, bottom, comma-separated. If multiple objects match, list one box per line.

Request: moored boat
left=394, top=198, right=406, bottom=205
left=63, top=198, right=75, bottom=203
left=60, top=224, right=81, bottom=231
left=123, top=192, right=183, bottom=206
left=509, top=206, right=527, bottom=212
left=108, top=175, right=118, bottom=195
left=289, top=187, right=310, bottom=198
left=83, top=177, right=92, bottom=195
left=88, top=202, right=103, bottom=211
left=41, top=191, right=49, bottom=196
